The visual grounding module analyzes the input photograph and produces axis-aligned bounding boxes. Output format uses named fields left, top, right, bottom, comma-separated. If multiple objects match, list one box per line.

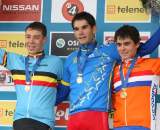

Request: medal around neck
left=25, top=82, right=30, bottom=92
left=25, top=85, right=30, bottom=92
left=120, top=88, right=127, bottom=99
left=77, top=76, right=83, bottom=84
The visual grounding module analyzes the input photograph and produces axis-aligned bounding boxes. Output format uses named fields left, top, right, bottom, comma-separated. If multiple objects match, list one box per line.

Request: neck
left=80, top=40, right=96, bottom=50
left=28, top=51, right=44, bottom=58
left=122, top=55, right=137, bottom=63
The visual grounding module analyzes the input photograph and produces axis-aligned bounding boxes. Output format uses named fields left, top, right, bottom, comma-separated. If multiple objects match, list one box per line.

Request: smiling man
left=112, top=25, right=160, bottom=130
left=0, top=22, right=63, bottom=130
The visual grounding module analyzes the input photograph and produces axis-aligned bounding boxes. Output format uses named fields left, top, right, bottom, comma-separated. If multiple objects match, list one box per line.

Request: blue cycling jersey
left=0, top=50, right=63, bottom=129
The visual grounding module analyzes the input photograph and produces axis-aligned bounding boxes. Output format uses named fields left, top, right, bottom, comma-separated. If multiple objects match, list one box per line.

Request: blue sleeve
left=103, top=43, right=121, bottom=61
left=138, top=27, right=160, bottom=56
left=56, top=83, right=70, bottom=105
left=56, top=58, right=71, bottom=105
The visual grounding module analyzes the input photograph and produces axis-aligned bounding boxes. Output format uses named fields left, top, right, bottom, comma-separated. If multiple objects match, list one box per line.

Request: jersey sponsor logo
left=151, top=83, right=157, bottom=120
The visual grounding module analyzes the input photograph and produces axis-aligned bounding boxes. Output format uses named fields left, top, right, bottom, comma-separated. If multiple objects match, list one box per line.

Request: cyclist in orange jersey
left=112, top=25, right=160, bottom=130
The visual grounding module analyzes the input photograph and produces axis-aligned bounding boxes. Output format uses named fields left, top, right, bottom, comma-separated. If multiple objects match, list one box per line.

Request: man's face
left=25, top=28, right=46, bottom=55
left=116, top=37, right=139, bottom=61
left=73, top=19, right=96, bottom=45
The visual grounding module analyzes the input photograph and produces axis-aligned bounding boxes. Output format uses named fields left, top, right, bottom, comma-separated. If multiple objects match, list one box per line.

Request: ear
left=43, top=36, right=47, bottom=44
left=136, top=42, right=140, bottom=49
left=92, top=25, right=96, bottom=34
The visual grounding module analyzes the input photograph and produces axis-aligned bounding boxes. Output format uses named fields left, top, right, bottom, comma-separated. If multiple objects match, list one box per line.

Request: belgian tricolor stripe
left=11, top=70, right=58, bottom=88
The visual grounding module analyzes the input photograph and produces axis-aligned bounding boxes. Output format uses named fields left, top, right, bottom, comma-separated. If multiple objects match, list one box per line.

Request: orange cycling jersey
left=112, top=58, right=160, bottom=130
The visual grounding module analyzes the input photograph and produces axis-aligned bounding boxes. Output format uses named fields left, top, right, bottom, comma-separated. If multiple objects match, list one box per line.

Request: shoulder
left=64, top=50, right=78, bottom=67
left=99, top=43, right=116, bottom=51
left=45, top=55, right=63, bottom=64
left=66, top=50, right=78, bottom=62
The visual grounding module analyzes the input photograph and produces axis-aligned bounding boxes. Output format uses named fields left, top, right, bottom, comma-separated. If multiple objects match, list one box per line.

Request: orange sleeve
left=152, top=58, right=160, bottom=75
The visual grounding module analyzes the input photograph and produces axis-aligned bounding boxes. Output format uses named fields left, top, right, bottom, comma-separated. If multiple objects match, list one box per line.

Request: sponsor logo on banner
left=0, top=100, right=16, bottom=127
left=62, top=0, right=84, bottom=21
left=55, top=102, right=69, bottom=127
left=51, top=0, right=97, bottom=23
left=50, top=32, right=79, bottom=57
left=0, top=100, right=69, bottom=127
left=0, top=0, right=42, bottom=22
left=0, top=66, right=14, bottom=92
left=103, top=32, right=150, bottom=57
left=0, top=32, right=27, bottom=55
left=105, top=0, right=151, bottom=23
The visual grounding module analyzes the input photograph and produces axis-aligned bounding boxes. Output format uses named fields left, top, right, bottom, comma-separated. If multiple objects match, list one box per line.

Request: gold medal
left=25, top=82, right=30, bottom=92
left=25, top=85, right=30, bottom=92
left=120, top=88, right=127, bottom=99
left=76, top=76, right=83, bottom=84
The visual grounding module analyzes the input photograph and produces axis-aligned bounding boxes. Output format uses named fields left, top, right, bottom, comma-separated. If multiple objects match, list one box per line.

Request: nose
left=28, top=37, right=34, bottom=43
left=77, top=28, right=84, bottom=36
left=120, top=44, right=125, bottom=50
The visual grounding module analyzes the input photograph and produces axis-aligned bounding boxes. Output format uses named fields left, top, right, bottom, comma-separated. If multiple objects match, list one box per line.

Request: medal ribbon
left=119, top=56, right=137, bottom=89
left=25, top=53, right=45, bottom=84
left=77, top=42, right=97, bottom=77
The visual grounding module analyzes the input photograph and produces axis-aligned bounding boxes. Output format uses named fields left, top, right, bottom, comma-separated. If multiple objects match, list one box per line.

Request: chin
left=79, top=42, right=87, bottom=45
left=28, top=51, right=36, bottom=54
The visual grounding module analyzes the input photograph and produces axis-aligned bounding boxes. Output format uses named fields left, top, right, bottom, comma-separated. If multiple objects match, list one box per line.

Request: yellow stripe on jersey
left=61, top=80, right=70, bottom=86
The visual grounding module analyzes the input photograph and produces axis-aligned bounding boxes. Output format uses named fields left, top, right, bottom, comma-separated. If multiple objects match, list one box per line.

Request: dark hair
left=114, top=25, right=140, bottom=44
left=71, top=11, right=96, bottom=29
left=25, top=22, right=47, bottom=37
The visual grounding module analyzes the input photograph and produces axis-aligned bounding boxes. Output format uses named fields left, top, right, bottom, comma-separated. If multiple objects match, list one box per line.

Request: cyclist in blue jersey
left=0, top=22, right=63, bottom=130
left=56, top=11, right=160, bottom=130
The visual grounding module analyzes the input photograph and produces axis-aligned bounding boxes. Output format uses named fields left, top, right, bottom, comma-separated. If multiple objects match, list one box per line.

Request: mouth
left=27, top=45, right=36, bottom=51
left=78, top=36, right=86, bottom=40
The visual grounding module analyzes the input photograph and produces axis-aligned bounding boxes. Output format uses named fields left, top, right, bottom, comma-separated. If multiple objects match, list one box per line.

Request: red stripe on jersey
left=14, top=80, right=58, bottom=88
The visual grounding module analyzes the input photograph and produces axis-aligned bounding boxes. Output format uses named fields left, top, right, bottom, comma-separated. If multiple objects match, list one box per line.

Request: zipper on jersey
left=124, top=98, right=128, bottom=126
left=26, top=73, right=34, bottom=117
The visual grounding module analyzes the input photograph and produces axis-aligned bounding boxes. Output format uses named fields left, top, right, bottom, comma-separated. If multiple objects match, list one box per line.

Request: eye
left=124, top=42, right=130, bottom=46
left=82, top=25, right=88, bottom=29
left=25, top=35, right=30, bottom=39
left=73, top=27, right=79, bottom=31
left=116, top=43, right=121, bottom=47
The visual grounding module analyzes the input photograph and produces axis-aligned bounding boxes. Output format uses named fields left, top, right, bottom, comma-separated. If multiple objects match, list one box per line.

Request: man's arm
left=56, top=80, right=70, bottom=105
left=138, top=27, right=160, bottom=56
left=56, top=58, right=71, bottom=105
left=0, top=49, right=7, bottom=66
